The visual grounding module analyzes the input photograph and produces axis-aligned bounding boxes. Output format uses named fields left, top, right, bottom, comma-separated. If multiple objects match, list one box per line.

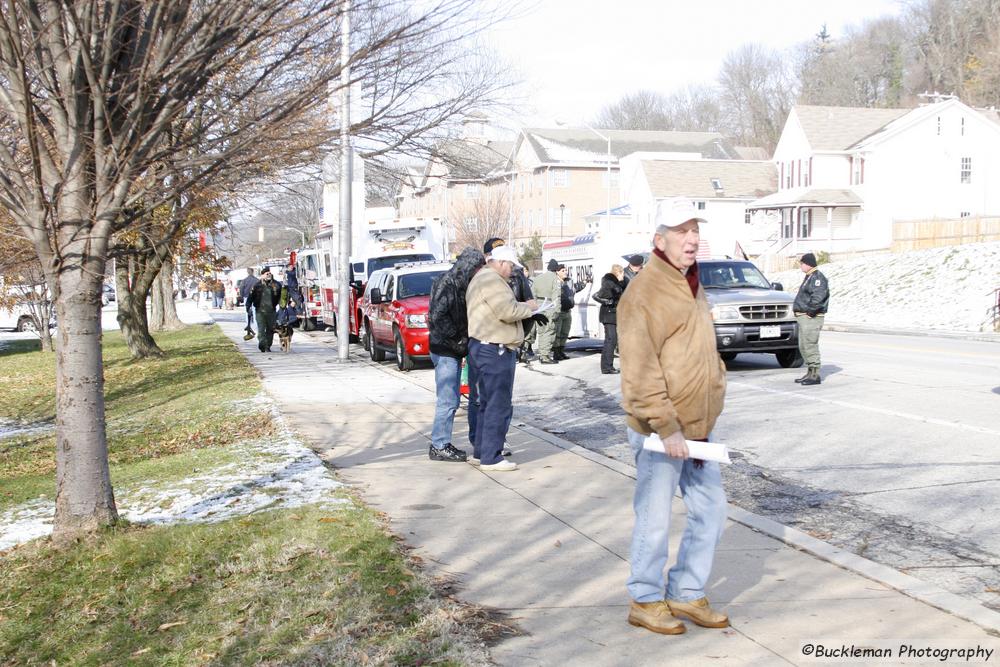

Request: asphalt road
left=364, top=329, right=1000, bottom=611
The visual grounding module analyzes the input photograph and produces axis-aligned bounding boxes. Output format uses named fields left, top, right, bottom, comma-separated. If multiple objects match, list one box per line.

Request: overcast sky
left=485, top=0, right=904, bottom=128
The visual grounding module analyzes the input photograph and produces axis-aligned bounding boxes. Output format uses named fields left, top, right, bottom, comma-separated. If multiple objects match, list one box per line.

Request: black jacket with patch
left=793, top=269, right=830, bottom=316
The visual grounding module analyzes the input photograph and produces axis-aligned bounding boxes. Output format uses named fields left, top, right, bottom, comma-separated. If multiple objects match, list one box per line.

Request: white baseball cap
left=489, top=244, right=522, bottom=267
left=654, top=197, right=708, bottom=229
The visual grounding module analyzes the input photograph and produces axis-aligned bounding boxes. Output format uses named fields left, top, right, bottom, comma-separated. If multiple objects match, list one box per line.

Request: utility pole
left=337, top=2, right=352, bottom=361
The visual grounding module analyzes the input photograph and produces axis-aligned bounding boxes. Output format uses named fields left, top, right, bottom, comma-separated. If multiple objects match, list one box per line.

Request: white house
left=620, top=152, right=777, bottom=258
left=749, top=99, right=1000, bottom=256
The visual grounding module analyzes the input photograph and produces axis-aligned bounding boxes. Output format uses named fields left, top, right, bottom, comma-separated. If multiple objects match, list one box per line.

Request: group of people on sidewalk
left=420, top=197, right=832, bottom=637
left=239, top=265, right=305, bottom=353
left=426, top=239, right=548, bottom=471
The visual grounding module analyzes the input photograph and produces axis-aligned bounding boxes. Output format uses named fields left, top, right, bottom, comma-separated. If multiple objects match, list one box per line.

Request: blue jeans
left=430, top=353, right=462, bottom=449
left=468, top=339, right=516, bottom=465
left=626, top=427, right=727, bottom=603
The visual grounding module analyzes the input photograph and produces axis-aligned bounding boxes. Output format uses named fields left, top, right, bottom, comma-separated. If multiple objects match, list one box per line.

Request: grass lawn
left=0, top=325, right=274, bottom=510
left=0, top=324, right=495, bottom=665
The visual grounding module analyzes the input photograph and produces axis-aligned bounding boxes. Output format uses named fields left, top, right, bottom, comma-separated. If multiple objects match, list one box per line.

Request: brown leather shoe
left=666, top=597, right=729, bottom=628
left=627, top=600, right=686, bottom=635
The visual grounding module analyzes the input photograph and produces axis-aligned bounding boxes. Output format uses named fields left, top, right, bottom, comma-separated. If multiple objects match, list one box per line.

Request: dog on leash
left=276, top=323, right=294, bottom=353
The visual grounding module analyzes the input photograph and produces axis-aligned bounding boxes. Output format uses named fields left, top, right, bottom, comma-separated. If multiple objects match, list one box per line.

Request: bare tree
left=717, top=43, right=797, bottom=152
left=449, top=184, right=517, bottom=254
left=595, top=90, right=673, bottom=130
left=797, top=18, right=908, bottom=108
left=0, top=0, right=517, bottom=540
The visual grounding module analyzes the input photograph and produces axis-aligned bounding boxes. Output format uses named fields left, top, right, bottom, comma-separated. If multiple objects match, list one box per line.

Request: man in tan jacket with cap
left=618, top=198, right=729, bottom=635
left=466, top=245, right=545, bottom=471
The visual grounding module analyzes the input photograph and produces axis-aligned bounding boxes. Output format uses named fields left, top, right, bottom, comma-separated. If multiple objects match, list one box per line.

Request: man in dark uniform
left=793, top=252, right=830, bottom=385
left=248, top=267, right=282, bottom=352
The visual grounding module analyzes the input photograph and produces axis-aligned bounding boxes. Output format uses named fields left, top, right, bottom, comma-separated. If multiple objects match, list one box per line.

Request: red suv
left=361, top=261, right=451, bottom=371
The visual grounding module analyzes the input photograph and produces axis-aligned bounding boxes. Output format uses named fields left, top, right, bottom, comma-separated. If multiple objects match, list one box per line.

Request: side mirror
left=771, top=282, right=784, bottom=291
left=370, top=288, right=382, bottom=304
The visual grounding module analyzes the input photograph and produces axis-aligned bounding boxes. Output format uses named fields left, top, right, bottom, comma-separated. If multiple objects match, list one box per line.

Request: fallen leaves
left=157, top=620, right=187, bottom=632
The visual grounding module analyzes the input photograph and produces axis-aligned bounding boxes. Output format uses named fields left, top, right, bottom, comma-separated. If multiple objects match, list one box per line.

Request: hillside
left=770, top=242, right=1000, bottom=333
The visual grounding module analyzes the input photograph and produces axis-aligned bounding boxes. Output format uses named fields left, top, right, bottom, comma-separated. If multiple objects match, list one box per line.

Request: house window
left=744, top=209, right=751, bottom=225
left=711, top=178, right=723, bottom=190
left=602, top=170, right=620, bottom=189
left=808, top=157, right=813, bottom=186
left=960, top=211, right=971, bottom=218
left=799, top=209, right=813, bottom=238
left=463, top=216, right=478, bottom=231
left=960, top=157, right=972, bottom=184
left=785, top=162, right=792, bottom=188
left=961, top=117, right=965, bottom=136
left=695, top=201, right=706, bottom=210
left=550, top=169, right=569, bottom=187
left=937, top=116, right=941, bottom=136
left=465, top=183, right=479, bottom=199
left=781, top=210, right=793, bottom=239
left=780, top=163, right=785, bottom=190
left=851, top=156, right=864, bottom=185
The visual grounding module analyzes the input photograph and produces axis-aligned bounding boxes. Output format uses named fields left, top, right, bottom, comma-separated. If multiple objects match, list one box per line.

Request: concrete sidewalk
left=218, top=314, right=1000, bottom=665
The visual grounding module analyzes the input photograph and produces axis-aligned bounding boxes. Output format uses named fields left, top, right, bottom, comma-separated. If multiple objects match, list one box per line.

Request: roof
left=585, top=204, right=632, bottom=218
left=520, top=127, right=741, bottom=164
left=641, top=160, right=777, bottom=199
left=733, top=146, right=769, bottom=160
left=748, top=188, right=863, bottom=210
left=432, top=139, right=513, bottom=180
left=793, top=105, right=911, bottom=150
left=976, top=107, right=1000, bottom=127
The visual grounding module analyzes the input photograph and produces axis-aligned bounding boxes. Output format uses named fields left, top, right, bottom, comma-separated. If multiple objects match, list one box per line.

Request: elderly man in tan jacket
left=466, top=245, right=544, bottom=471
left=618, top=198, right=729, bottom=636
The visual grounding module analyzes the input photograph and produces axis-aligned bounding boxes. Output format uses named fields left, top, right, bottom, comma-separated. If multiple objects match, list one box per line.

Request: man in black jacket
left=792, top=252, right=830, bottom=385
left=427, top=248, right=485, bottom=462
left=247, top=268, right=282, bottom=352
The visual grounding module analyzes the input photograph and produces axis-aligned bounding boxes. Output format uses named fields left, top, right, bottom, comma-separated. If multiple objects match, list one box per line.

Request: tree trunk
left=149, top=267, right=165, bottom=331
left=151, top=253, right=184, bottom=331
left=53, top=270, right=118, bottom=539
left=115, top=260, right=164, bottom=358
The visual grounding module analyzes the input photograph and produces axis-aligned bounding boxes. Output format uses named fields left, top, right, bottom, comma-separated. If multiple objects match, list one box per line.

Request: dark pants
left=469, top=339, right=516, bottom=465
left=467, top=357, right=479, bottom=447
left=601, top=323, right=618, bottom=372
left=256, top=309, right=276, bottom=351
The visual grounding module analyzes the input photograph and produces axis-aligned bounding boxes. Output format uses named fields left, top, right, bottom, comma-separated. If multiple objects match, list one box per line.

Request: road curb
left=824, top=322, right=1000, bottom=343
left=515, top=422, right=1000, bottom=635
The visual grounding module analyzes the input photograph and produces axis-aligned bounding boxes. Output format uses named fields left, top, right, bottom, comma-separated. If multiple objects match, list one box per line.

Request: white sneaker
left=470, top=457, right=480, bottom=466
left=480, top=459, right=518, bottom=472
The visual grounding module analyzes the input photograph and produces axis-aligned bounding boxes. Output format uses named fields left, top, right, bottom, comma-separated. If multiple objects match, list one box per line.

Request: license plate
left=759, top=325, right=781, bottom=339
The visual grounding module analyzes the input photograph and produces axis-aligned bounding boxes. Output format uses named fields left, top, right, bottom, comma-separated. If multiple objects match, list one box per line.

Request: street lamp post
left=284, top=227, right=306, bottom=247
left=559, top=203, right=565, bottom=238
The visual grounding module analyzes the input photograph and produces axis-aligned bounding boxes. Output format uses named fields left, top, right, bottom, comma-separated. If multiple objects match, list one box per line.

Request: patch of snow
left=0, top=396, right=344, bottom=552
left=534, top=136, right=610, bottom=163
left=771, top=242, right=1000, bottom=332
left=0, top=419, right=53, bottom=440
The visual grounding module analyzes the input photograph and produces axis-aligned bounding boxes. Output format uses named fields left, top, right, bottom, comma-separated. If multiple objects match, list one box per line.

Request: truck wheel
left=361, top=320, right=371, bottom=351
left=394, top=328, right=413, bottom=372
left=369, top=328, right=386, bottom=362
left=16, top=316, right=37, bottom=333
left=775, top=349, right=804, bottom=368
left=303, top=316, right=316, bottom=332
left=720, top=352, right=737, bottom=362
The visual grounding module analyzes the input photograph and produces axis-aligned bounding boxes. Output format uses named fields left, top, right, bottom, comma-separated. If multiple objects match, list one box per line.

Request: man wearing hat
left=530, top=258, right=564, bottom=363
left=247, top=267, right=282, bottom=353
left=792, top=253, right=830, bottom=385
left=466, top=245, right=546, bottom=471
left=623, top=254, right=645, bottom=286
left=618, top=197, right=729, bottom=635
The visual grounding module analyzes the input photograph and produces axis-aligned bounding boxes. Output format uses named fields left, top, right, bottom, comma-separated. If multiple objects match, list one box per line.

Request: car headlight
left=405, top=313, right=428, bottom=328
left=711, top=305, right=741, bottom=322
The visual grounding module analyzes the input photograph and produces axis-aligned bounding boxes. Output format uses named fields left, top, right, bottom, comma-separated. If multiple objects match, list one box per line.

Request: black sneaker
left=428, top=443, right=468, bottom=462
